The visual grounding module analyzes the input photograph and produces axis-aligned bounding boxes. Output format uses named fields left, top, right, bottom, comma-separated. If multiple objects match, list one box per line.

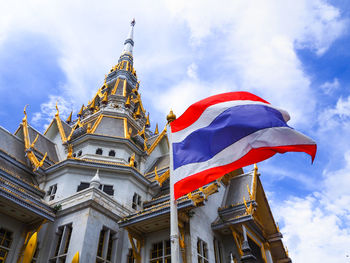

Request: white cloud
left=319, top=95, right=350, bottom=131
left=162, top=0, right=346, bottom=126
left=31, top=95, right=74, bottom=130
left=320, top=78, right=340, bottom=94
left=273, top=151, right=350, bottom=262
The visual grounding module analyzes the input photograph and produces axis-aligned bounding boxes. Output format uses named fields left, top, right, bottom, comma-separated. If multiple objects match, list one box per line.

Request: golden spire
left=89, top=99, right=96, bottom=110
left=101, top=91, right=108, bottom=104
left=145, top=113, right=150, bottom=128
left=66, top=111, right=72, bottom=123
left=154, top=123, right=159, bottom=135
left=125, top=96, right=131, bottom=108
left=167, top=109, right=176, bottom=123
left=135, top=105, right=141, bottom=118
left=78, top=104, right=84, bottom=117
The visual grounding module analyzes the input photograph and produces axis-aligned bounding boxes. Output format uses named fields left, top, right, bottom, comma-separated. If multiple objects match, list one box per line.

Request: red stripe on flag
left=170, top=92, right=270, bottom=133
left=173, top=144, right=316, bottom=200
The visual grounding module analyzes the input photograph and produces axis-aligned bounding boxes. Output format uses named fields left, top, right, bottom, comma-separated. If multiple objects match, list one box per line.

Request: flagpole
left=167, top=123, right=180, bottom=263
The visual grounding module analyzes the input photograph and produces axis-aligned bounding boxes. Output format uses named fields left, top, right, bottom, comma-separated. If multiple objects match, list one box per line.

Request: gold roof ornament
left=145, top=113, right=150, bottom=128
left=166, top=109, right=176, bottom=123
left=67, top=144, right=73, bottom=159
left=89, top=99, right=96, bottom=110
left=66, top=111, right=72, bottom=123
left=129, top=153, right=135, bottom=167
left=55, top=101, right=59, bottom=117
left=87, top=123, right=92, bottom=133
left=125, top=96, right=131, bottom=108
left=154, top=123, right=159, bottom=135
left=101, top=92, right=108, bottom=104
left=135, top=105, right=141, bottom=118
left=144, top=138, right=148, bottom=151
left=138, top=126, right=146, bottom=138
left=78, top=104, right=84, bottom=117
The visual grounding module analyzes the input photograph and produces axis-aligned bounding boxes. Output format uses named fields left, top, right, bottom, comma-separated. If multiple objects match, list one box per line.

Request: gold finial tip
left=166, top=109, right=176, bottom=123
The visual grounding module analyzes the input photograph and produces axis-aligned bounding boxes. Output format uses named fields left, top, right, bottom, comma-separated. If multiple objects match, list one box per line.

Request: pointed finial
left=154, top=123, right=159, bottom=135
left=55, top=101, right=59, bottom=116
left=167, top=109, right=176, bottom=123
left=78, top=104, right=84, bottom=117
left=102, top=92, right=108, bottom=104
left=125, top=96, right=131, bottom=108
left=145, top=113, right=150, bottom=128
left=23, top=105, right=28, bottom=121
left=131, top=18, right=135, bottom=27
left=66, top=111, right=72, bottom=123
left=122, top=19, right=135, bottom=55
left=89, top=99, right=96, bottom=110
left=90, top=169, right=101, bottom=189
left=135, top=105, right=141, bottom=118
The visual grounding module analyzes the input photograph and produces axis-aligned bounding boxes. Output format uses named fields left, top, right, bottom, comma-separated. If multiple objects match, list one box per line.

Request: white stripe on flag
left=172, top=126, right=314, bottom=184
left=171, top=100, right=290, bottom=143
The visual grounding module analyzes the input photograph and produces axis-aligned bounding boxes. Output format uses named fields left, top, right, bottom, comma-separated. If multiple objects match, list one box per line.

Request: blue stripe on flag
left=172, top=104, right=289, bottom=170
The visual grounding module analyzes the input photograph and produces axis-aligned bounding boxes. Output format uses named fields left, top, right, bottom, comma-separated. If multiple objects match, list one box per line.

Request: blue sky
left=0, top=0, right=349, bottom=261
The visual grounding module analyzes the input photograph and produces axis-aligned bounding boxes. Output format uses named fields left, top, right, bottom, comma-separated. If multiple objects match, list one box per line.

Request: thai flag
left=169, top=92, right=317, bottom=200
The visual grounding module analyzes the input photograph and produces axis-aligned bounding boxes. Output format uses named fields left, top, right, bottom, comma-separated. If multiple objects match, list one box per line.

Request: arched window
left=96, top=148, right=103, bottom=155
left=78, top=150, right=82, bottom=157
left=72, top=153, right=76, bottom=157
left=108, top=150, right=115, bottom=157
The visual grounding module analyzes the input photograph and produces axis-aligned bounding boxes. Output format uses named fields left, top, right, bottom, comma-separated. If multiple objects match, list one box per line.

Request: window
left=78, top=150, right=82, bottom=157
left=197, top=239, right=208, bottom=263
left=213, top=238, right=222, bottom=263
left=126, top=249, right=135, bottom=263
left=72, top=153, right=76, bottom=157
left=149, top=240, right=170, bottom=263
left=96, top=148, right=103, bottom=155
left=50, top=224, right=72, bottom=262
left=100, top=184, right=114, bottom=196
left=47, top=184, right=57, bottom=201
left=77, top=182, right=90, bottom=192
left=77, top=182, right=114, bottom=196
left=108, top=150, right=115, bottom=157
left=132, top=193, right=142, bottom=210
left=0, top=228, right=13, bottom=262
left=96, top=227, right=115, bottom=263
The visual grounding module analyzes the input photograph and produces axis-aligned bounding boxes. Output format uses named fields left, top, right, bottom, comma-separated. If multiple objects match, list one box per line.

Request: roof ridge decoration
left=147, top=125, right=167, bottom=155
left=22, top=105, right=47, bottom=171
left=54, top=102, right=68, bottom=143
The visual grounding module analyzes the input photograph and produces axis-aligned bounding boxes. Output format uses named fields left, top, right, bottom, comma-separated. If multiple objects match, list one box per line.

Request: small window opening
left=96, top=148, right=103, bottom=155
left=108, top=150, right=115, bottom=157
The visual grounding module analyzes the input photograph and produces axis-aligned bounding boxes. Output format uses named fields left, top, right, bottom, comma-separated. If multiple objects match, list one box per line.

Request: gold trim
left=124, top=118, right=128, bottom=139
left=54, top=105, right=67, bottom=143
left=230, top=226, right=243, bottom=257
left=90, top=115, right=103, bottom=134
left=244, top=224, right=268, bottom=263
left=123, top=79, right=127, bottom=97
left=147, top=125, right=167, bottom=155
left=111, top=78, right=120, bottom=95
